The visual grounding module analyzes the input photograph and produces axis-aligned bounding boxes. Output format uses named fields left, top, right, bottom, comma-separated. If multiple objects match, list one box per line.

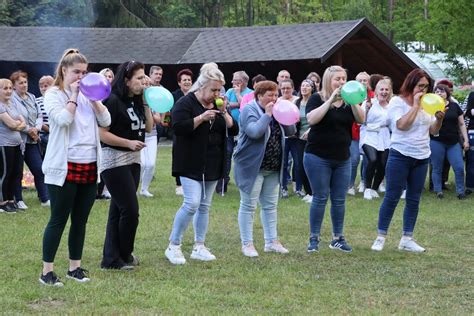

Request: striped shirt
left=36, top=96, right=49, bottom=133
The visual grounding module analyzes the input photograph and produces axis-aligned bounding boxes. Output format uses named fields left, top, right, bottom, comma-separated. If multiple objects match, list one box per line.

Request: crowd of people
left=0, top=47, right=473, bottom=287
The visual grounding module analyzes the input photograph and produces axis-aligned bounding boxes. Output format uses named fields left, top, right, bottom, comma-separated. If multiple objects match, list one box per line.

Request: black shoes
left=39, top=271, right=64, bottom=287
left=66, top=267, right=90, bottom=283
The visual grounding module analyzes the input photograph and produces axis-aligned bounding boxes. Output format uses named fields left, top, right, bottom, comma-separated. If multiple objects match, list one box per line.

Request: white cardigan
left=42, top=87, right=111, bottom=186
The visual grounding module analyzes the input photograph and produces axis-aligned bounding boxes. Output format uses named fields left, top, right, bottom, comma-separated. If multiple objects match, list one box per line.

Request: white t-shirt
left=67, top=92, right=97, bottom=163
left=361, top=99, right=390, bottom=151
left=388, top=96, right=435, bottom=159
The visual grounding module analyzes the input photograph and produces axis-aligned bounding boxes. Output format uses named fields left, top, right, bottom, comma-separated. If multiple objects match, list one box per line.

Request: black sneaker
left=457, top=193, right=467, bottom=200
left=3, top=203, right=17, bottom=213
left=329, top=236, right=353, bottom=253
left=66, top=267, right=90, bottom=283
left=39, top=271, right=64, bottom=287
left=465, top=189, right=473, bottom=195
left=125, top=254, right=140, bottom=266
left=436, top=192, right=444, bottom=199
left=307, top=236, right=320, bottom=253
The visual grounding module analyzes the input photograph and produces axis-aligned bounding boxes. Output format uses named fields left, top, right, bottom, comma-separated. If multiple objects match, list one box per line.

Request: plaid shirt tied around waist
left=66, top=162, right=97, bottom=184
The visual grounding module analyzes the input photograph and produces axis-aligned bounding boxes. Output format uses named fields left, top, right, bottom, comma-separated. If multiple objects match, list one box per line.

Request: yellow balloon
left=420, top=93, right=445, bottom=115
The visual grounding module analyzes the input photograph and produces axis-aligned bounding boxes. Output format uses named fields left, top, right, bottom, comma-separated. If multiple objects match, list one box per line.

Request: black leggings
left=362, top=144, right=389, bottom=190
left=295, top=138, right=312, bottom=195
left=42, top=182, right=97, bottom=262
left=101, top=163, right=140, bottom=268
left=0, top=145, right=22, bottom=202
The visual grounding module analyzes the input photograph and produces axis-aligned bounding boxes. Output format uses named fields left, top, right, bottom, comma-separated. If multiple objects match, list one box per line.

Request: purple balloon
left=79, top=72, right=111, bottom=101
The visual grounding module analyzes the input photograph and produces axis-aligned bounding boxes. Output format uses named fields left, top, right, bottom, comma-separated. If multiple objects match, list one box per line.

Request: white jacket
left=42, top=87, right=111, bottom=186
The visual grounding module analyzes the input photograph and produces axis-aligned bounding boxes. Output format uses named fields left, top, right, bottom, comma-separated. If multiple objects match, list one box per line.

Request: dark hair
left=437, top=79, right=453, bottom=89
left=112, top=60, right=146, bottom=121
left=434, top=84, right=451, bottom=100
left=254, top=80, right=278, bottom=100
left=251, top=74, right=266, bottom=87
left=300, top=79, right=316, bottom=94
left=177, top=68, right=193, bottom=82
left=399, top=68, right=433, bottom=97
left=369, top=74, right=384, bottom=91
left=9, top=70, right=28, bottom=84
left=280, top=78, right=294, bottom=88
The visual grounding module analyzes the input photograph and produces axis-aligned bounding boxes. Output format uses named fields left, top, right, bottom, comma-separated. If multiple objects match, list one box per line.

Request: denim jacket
left=233, top=99, right=296, bottom=194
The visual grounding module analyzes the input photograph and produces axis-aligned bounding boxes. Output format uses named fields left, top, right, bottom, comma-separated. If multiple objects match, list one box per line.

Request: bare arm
left=397, top=93, right=422, bottom=131
left=0, top=112, right=26, bottom=130
left=99, top=127, right=146, bottom=151
left=307, top=88, right=340, bottom=125
left=458, top=115, right=469, bottom=151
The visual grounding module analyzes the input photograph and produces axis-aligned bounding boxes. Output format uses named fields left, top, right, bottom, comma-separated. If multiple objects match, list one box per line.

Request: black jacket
left=171, top=92, right=239, bottom=179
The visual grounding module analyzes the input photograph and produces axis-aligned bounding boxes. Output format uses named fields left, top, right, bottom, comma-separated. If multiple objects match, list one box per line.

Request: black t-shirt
left=305, top=93, right=355, bottom=160
left=431, top=101, right=462, bottom=145
left=103, top=93, right=146, bottom=151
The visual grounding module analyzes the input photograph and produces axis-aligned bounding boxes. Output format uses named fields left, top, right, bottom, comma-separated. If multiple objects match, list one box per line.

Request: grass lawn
left=0, top=146, right=472, bottom=314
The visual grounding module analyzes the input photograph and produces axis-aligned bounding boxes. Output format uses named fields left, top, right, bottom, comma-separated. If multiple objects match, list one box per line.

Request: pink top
left=240, top=92, right=255, bottom=110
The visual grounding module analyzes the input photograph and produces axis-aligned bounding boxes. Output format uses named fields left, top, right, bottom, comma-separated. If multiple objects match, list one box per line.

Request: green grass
left=0, top=146, right=473, bottom=314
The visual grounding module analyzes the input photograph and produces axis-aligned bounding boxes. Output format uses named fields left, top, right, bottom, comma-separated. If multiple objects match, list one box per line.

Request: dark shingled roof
left=0, top=18, right=411, bottom=66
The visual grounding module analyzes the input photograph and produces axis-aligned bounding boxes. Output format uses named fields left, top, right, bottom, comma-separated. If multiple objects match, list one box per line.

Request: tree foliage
left=1, top=0, right=472, bottom=83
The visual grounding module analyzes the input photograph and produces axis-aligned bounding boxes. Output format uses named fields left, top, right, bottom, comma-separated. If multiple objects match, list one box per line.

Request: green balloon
left=341, top=80, right=367, bottom=105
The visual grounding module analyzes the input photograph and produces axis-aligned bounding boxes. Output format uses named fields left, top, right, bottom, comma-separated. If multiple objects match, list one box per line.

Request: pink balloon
left=273, top=100, right=300, bottom=125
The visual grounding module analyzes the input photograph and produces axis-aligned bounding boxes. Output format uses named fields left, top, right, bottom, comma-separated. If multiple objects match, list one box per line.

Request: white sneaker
left=175, top=186, right=183, bottom=196
left=378, top=182, right=386, bottom=193
left=102, top=190, right=111, bottom=199
left=363, top=189, right=373, bottom=200
left=140, top=190, right=154, bottom=198
left=347, top=187, right=356, bottom=196
left=303, top=195, right=313, bottom=203
left=264, top=240, right=289, bottom=254
left=370, top=189, right=380, bottom=199
left=165, top=244, right=186, bottom=265
left=41, top=200, right=51, bottom=207
left=190, top=244, right=216, bottom=261
left=358, top=182, right=366, bottom=193
left=371, top=236, right=386, bottom=251
left=398, top=236, right=425, bottom=253
left=242, top=243, right=259, bottom=257
left=400, top=190, right=406, bottom=199
left=16, top=201, right=28, bottom=209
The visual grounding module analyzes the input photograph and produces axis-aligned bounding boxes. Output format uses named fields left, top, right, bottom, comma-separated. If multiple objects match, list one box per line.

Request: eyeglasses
left=416, top=83, right=429, bottom=90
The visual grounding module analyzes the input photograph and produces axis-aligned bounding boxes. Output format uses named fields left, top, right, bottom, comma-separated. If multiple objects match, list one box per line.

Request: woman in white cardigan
left=39, top=48, right=111, bottom=286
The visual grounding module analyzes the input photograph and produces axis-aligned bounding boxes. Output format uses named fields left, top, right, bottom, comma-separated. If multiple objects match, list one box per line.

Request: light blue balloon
left=144, top=86, right=174, bottom=113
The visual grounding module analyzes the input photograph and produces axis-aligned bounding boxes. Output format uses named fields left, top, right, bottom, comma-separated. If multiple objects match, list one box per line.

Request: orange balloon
left=420, top=93, right=445, bottom=115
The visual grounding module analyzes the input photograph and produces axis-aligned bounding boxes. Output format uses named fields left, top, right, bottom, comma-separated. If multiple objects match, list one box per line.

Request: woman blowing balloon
left=304, top=66, right=365, bottom=253
left=164, top=63, right=238, bottom=265
left=40, top=48, right=111, bottom=286
left=100, top=61, right=153, bottom=270
left=233, top=80, right=296, bottom=257
left=371, top=68, right=444, bottom=252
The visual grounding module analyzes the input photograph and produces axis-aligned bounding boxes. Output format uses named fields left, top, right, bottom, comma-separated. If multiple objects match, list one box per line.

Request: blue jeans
left=430, top=140, right=465, bottom=194
left=349, top=140, right=360, bottom=188
left=169, top=177, right=217, bottom=245
left=238, top=170, right=279, bottom=245
left=15, top=143, right=49, bottom=202
left=303, top=153, right=351, bottom=238
left=377, top=149, right=429, bottom=236
left=282, top=138, right=302, bottom=191
left=466, top=131, right=474, bottom=189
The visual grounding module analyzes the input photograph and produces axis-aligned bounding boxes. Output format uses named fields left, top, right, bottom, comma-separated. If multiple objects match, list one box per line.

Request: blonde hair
left=99, top=68, right=114, bottom=78
left=0, top=78, right=12, bottom=89
left=319, top=65, right=346, bottom=101
left=39, top=75, right=54, bottom=86
left=190, top=62, right=225, bottom=92
left=54, top=48, right=88, bottom=90
left=375, top=78, right=393, bottom=100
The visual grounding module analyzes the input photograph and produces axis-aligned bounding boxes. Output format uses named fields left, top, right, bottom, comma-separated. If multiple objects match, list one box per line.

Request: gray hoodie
left=233, top=99, right=296, bottom=194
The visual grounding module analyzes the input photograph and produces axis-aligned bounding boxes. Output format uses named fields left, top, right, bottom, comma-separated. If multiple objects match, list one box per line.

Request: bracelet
left=67, top=100, right=78, bottom=107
